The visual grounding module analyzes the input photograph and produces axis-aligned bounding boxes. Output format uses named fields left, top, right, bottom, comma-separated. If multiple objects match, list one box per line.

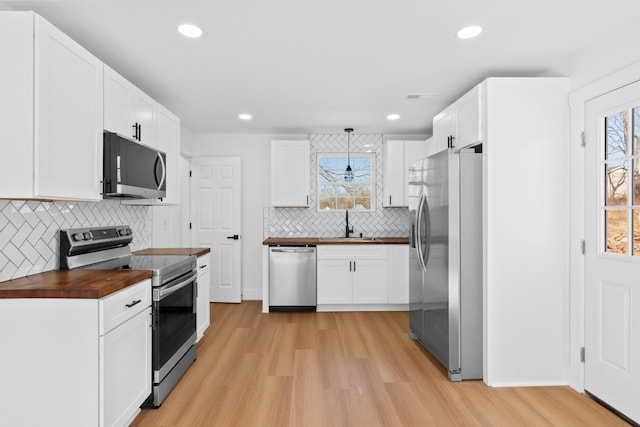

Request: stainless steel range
left=60, top=225, right=197, bottom=407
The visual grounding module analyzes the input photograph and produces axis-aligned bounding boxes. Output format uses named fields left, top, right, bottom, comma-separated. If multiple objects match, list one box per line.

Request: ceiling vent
left=406, top=93, right=436, bottom=100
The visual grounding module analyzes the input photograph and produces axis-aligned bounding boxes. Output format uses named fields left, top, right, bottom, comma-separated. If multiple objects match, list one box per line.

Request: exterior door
left=585, top=81, right=640, bottom=423
left=191, top=157, right=242, bottom=303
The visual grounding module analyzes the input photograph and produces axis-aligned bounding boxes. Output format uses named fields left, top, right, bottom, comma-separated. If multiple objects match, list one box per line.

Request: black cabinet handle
left=138, top=123, right=142, bottom=141
left=199, top=265, right=207, bottom=269
left=125, top=299, right=142, bottom=308
left=227, top=235, right=239, bottom=240
left=354, top=261, right=356, bottom=272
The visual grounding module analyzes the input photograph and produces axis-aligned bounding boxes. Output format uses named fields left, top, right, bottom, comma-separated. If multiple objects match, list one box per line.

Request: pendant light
left=344, top=128, right=354, bottom=182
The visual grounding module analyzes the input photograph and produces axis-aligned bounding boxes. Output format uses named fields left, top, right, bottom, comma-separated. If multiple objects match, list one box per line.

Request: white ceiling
left=4, top=0, right=640, bottom=135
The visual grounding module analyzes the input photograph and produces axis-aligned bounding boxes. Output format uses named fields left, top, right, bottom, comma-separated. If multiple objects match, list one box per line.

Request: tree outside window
left=317, top=153, right=375, bottom=211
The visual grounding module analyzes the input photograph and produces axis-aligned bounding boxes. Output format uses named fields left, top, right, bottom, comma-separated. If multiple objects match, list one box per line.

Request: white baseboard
left=317, top=304, right=409, bottom=312
left=242, top=288, right=262, bottom=301
left=486, top=380, right=569, bottom=388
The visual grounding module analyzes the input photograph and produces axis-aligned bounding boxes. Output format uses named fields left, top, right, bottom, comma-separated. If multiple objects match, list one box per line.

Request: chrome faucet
left=345, top=209, right=354, bottom=238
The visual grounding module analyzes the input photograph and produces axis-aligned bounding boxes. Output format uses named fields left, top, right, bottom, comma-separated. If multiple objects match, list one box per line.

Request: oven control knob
left=119, top=228, right=130, bottom=236
left=83, top=232, right=91, bottom=241
left=72, top=233, right=83, bottom=242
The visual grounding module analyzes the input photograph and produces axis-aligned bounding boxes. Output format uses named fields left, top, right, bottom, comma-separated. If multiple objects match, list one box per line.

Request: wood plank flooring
left=131, top=302, right=627, bottom=427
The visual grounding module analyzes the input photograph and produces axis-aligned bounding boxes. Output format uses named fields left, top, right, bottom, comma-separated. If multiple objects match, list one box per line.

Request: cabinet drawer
left=317, top=245, right=387, bottom=260
left=99, top=279, right=151, bottom=335
left=197, top=253, right=210, bottom=278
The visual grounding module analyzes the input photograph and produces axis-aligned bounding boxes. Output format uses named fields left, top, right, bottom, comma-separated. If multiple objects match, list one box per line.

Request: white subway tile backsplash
left=268, top=134, right=410, bottom=238
left=0, top=200, right=151, bottom=281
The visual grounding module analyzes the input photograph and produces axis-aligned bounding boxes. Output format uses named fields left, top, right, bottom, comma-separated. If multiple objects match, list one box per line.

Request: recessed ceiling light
left=178, top=24, right=203, bottom=38
left=387, top=114, right=400, bottom=121
left=457, top=25, right=482, bottom=39
left=238, top=113, right=252, bottom=120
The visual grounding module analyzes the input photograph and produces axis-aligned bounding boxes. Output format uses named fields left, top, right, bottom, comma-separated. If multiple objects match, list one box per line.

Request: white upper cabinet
left=383, top=140, right=404, bottom=207
left=455, top=85, right=482, bottom=149
left=103, top=65, right=135, bottom=139
left=383, top=140, right=426, bottom=207
left=270, top=140, right=310, bottom=207
left=155, top=105, right=180, bottom=204
left=106, top=66, right=180, bottom=206
left=104, top=65, right=158, bottom=148
left=432, top=85, right=482, bottom=155
left=132, top=89, right=157, bottom=148
left=432, top=105, right=456, bottom=154
left=0, top=12, right=103, bottom=201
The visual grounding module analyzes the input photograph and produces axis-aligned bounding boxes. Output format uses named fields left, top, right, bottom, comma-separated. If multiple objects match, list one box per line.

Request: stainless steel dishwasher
left=269, top=246, right=316, bottom=312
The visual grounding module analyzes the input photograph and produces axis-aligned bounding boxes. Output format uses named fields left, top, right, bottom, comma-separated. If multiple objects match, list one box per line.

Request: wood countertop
left=134, top=247, right=211, bottom=257
left=262, top=237, right=409, bottom=246
left=0, top=269, right=152, bottom=299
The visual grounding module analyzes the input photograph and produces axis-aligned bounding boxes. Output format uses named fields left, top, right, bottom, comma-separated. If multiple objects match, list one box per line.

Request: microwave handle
left=157, top=152, right=166, bottom=190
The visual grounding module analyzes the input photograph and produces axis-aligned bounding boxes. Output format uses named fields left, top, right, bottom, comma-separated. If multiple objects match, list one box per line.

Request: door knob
left=227, top=235, right=239, bottom=240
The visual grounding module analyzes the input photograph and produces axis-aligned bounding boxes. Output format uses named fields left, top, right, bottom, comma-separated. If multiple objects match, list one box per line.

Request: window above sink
left=317, top=152, right=376, bottom=212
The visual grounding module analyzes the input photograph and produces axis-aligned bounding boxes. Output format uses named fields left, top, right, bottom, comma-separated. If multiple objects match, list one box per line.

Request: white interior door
left=585, top=81, right=640, bottom=423
left=191, top=157, right=242, bottom=303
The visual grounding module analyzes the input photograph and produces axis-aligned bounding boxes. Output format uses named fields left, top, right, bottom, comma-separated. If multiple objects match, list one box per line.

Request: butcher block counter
left=0, top=269, right=152, bottom=299
left=263, top=237, right=409, bottom=246
left=134, top=247, right=211, bottom=257
left=134, top=248, right=211, bottom=256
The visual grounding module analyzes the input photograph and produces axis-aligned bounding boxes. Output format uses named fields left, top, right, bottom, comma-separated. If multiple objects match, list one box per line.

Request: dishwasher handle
left=271, top=248, right=315, bottom=253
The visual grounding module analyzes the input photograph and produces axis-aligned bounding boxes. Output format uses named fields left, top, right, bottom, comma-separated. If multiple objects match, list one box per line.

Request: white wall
left=180, top=125, right=195, bottom=158
left=192, top=133, right=276, bottom=300
left=483, top=78, right=569, bottom=387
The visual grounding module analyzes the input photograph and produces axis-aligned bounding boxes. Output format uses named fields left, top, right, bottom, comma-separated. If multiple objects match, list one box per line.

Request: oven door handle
left=157, top=271, right=197, bottom=300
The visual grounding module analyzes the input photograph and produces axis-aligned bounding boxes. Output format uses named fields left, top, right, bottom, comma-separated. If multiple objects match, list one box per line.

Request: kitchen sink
left=318, top=237, right=379, bottom=242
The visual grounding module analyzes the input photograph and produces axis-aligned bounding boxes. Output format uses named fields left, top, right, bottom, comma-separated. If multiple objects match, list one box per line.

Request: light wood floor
left=131, top=301, right=627, bottom=427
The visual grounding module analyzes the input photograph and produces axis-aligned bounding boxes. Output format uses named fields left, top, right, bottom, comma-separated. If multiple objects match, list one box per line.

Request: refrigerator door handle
left=422, top=195, right=432, bottom=269
left=416, top=194, right=427, bottom=272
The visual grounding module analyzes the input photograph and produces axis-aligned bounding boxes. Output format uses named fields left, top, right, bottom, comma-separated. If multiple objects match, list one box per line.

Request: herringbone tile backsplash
left=0, top=200, right=151, bottom=282
left=267, top=134, right=410, bottom=238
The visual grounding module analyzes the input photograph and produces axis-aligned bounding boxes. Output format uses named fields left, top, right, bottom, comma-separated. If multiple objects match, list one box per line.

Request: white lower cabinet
left=387, top=245, right=409, bottom=304
left=352, top=259, right=388, bottom=304
left=317, top=245, right=388, bottom=306
left=0, top=279, right=152, bottom=427
left=196, top=253, right=211, bottom=341
left=101, top=308, right=152, bottom=427
left=317, top=259, right=353, bottom=304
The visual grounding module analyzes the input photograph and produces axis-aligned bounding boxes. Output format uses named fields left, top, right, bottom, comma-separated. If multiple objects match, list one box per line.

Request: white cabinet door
left=387, top=245, right=409, bottom=304
left=155, top=105, right=180, bottom=204
left=1, top=12, right=102, bottom=201
left=433, top=106, right=456, bottom=154
left=34, top=15, right=103, bottom=201
left=103, top=65, right=136, bottom=138
left=352, top=259, right=388, bottom=304
left=270, top=140, right=310, bottom=207
left=383, top=140, right=405, bottom=207
left=384, top=140, right=427, bottom=207
left=455, top=85, right=482, bottom=149
left=100, top=307, right=152, bottom=427
left=402, top=140, right=426, bottom=206
left=196, top=253, right=211, bottom=341
left=132, top=89, right=157, bottom=148
left=317, top=259, right=352, bottom=304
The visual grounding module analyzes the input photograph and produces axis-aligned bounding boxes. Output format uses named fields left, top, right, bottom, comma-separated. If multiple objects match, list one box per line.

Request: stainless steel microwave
left=103, top=132, right=166, bottom=199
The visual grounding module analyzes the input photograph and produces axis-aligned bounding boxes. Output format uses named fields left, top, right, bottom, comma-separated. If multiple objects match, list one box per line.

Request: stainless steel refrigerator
left=409, top=147, right=483, bottom=381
